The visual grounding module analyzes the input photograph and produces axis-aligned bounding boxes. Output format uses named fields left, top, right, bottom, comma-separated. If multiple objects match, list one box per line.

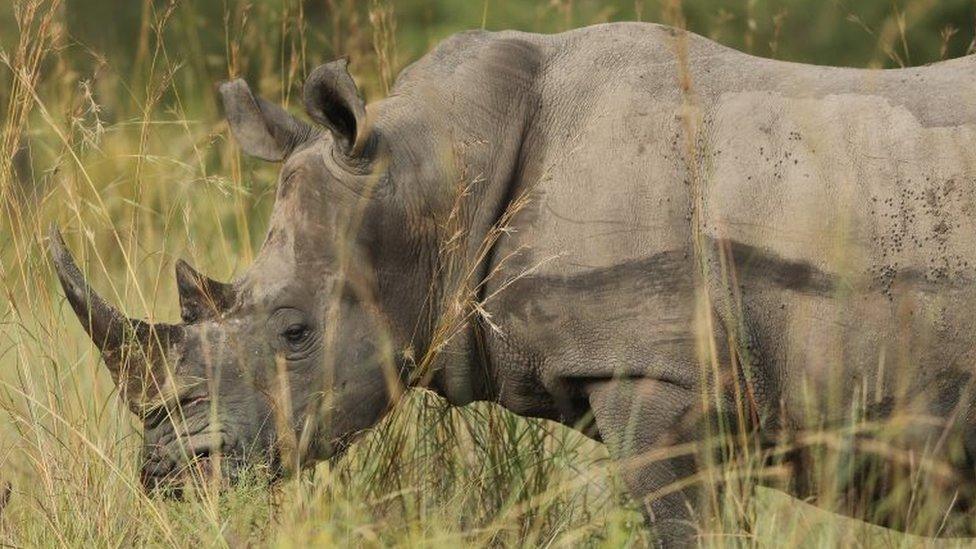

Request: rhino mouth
left=140, top=411, right=284, bottom=497
left=140, top=446, right=284, bottom=498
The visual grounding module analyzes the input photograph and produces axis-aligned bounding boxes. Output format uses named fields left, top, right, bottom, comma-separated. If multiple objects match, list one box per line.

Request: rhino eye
left=269, top=308, right=315, bottom=357
left=282, top=323, right=310, bottom=345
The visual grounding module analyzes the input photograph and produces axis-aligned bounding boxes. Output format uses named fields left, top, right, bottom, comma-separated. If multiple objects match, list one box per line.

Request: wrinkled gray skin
left=53, top=23, right=976, bottom=546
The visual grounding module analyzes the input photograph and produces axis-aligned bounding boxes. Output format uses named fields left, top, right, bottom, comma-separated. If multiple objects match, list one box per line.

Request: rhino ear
left=303, top=59, right=368, bottom=157
left=218, top=79, right=315, bottom=162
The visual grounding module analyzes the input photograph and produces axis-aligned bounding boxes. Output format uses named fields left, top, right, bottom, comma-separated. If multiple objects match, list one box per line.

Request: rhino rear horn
left=218, top=79, right=316, bottom=162
left=175, top=259, right=235, bottom=323
left=49, top=226, right=182, bottom=407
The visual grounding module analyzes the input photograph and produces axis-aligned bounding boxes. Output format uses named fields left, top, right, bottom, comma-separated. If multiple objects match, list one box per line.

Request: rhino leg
left=587, top=378, right=703, bottom=548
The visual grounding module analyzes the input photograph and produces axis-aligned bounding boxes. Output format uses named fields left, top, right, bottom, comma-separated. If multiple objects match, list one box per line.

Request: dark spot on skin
left=538, top=250, right=694, bottom=294
left=722, top=240, right=836, bottom=296
left=508, top=241, right=844, bottom=306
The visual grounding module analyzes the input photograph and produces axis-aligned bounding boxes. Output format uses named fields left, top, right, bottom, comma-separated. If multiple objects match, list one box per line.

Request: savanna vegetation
left=2, top=0, right=976, bottom=546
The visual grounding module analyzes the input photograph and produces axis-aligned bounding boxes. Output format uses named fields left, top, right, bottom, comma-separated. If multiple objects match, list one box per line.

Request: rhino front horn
left=49, top=226, right=181, bottom=405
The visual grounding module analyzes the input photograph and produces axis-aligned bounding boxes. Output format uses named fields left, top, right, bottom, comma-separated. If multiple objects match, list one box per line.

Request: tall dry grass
left=1, top=0, right=976, bottom=547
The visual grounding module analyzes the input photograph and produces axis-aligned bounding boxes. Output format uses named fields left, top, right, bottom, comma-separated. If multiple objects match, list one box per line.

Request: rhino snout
left=139, top=432, right=234, bottom=495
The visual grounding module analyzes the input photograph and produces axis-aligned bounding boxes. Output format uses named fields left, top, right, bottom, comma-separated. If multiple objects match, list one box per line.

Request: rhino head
left=51, top=60, right=443, bottom=492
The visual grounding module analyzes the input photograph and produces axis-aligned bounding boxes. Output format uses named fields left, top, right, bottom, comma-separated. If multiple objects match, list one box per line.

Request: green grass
left=3, top=0, right=976, bottom=546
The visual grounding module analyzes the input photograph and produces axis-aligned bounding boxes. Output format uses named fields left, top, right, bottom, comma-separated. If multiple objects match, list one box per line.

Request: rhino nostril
left=180, top=395, right=209, bottom=410
left=141, top=461, right=183, bottom=497
left=166, top=432, right=225, bottom=461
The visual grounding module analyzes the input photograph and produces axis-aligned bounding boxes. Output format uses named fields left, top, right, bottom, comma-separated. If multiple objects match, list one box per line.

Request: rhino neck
left=391, top=37, right=545, bottom=406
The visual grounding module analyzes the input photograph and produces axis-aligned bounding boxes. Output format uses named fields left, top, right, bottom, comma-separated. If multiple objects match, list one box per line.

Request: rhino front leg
left=587, top=378, right=702, bottom=548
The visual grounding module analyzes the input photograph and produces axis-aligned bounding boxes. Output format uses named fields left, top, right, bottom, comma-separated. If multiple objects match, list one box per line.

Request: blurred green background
left=53, top=0, right=976, bottom=71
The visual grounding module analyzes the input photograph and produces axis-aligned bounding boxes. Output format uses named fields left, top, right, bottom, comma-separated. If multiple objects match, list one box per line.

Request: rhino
left=51, top=22, right=976, bottom=546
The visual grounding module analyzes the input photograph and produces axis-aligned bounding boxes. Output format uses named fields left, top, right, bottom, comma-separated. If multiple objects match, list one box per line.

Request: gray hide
left=52, top=23, right=976, bottom=547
